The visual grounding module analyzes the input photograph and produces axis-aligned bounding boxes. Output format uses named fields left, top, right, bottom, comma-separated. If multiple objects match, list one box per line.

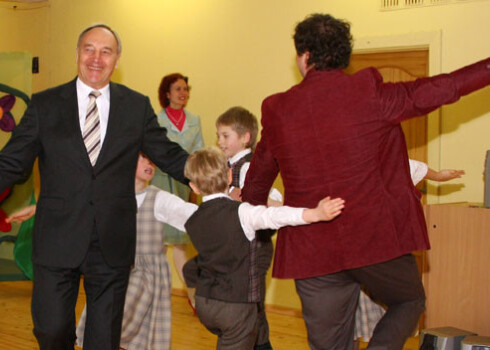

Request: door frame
left=353, top=31, right=443, bottom=204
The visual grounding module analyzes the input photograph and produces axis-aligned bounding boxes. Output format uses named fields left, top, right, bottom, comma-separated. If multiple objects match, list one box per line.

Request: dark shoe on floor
left=254, top=341, right=273, bottom=350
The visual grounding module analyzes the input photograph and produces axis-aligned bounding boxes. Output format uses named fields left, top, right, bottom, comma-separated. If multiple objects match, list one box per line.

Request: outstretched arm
left=239, top=196, right=346, bottom=241
left=6, top=204, right=36, bottom=224
left=153, top=190, right=198, bottom=230
left=425, top=168, right=465, bottom=182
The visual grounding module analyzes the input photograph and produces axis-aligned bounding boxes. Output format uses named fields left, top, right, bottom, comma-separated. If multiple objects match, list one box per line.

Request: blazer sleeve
left=0, top=96, right=41, bottom=191
left=241, top=98, right=280, bottom=206
left=377, top=57, right=490, bottom=124
left=140, top=97, right=189, bottom=185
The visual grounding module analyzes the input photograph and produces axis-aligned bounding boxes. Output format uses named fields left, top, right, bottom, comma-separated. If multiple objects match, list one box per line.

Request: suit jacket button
left=92, top=174, right=96, bottom=180
left=89, top=200, right=94, bottom=205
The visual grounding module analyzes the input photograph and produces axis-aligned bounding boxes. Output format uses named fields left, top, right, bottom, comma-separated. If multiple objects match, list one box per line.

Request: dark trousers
left=255, top=239, right=274, bottom=347
left=32, top=231, right=130, bottom=350
left=195, top=296, right=258, bottom=350
left=295, top=254, right=425, bottom=350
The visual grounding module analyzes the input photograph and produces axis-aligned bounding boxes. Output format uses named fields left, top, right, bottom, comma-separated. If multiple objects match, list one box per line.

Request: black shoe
left=254, top=341, right=273, bottom=350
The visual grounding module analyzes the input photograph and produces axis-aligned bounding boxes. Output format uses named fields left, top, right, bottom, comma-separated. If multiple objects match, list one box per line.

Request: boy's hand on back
left=303, top=197, right=345, bottom=223
left=229, top=187, right=242, bottom=201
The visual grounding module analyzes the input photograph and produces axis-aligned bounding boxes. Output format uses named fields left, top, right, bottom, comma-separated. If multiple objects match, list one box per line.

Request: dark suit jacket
left=242, top=58, right=490, bottom=279
left=0, top=79, right=189, bottom=268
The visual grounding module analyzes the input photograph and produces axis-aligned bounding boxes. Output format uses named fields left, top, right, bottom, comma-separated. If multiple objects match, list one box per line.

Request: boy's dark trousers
left=195, top=296, right=258, bottom=349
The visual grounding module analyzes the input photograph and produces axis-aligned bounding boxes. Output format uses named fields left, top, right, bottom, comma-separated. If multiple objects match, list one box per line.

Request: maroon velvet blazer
left=242, top=58, right=490, bottom=279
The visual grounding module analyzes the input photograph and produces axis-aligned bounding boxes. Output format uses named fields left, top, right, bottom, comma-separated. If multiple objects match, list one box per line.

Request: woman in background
left=152, top=73, right=205, bottom=309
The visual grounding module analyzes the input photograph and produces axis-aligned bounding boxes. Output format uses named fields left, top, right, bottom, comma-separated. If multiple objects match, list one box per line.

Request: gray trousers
left=195, top=296, right=258, bottom=350
left=295, top=254, right=425, bottom=350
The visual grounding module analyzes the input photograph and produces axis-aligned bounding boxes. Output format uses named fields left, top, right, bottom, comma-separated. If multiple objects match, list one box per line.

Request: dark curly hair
left=158, top=73, right=189, bottom=108
left=293, top=14, right=352, bottom=70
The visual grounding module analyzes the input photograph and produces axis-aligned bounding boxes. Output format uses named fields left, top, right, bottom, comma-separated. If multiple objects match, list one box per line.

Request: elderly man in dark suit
left=0, top=24, right=188, bottom=350
left=242, top=13, right=490, bottom=350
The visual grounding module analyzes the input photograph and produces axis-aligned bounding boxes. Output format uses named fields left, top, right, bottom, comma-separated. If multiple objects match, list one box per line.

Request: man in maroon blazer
left=241, top=13, right=490, bottom=350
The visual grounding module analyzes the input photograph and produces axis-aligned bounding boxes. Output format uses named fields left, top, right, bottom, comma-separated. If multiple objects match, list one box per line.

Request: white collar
left=76, top=77, right=110, bottom=99
left=228, top=148, right=252, bottom=165
left=202, top=192, right=231, bottom=202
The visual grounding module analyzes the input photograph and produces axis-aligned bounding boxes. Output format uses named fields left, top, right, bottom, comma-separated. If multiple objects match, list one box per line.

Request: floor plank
left=0, top=281, right=419, bottom=349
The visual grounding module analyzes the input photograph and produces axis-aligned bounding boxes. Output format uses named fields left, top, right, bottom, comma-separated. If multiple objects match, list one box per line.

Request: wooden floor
left=0, top=281, right=420, bottom=349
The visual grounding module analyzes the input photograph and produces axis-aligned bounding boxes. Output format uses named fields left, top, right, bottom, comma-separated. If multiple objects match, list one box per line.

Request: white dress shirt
left=202, top=193, right=306, bottom=241
left=408, top=159, right=429, bottom=186
left=137, top=189, right=306, bottom=242
left=136, top=189, right=198, bottom=232
left=76, top=78, right=111, bottom=145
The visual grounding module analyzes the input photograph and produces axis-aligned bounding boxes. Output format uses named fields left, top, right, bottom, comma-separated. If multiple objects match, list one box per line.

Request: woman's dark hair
left=158, top=73, right=189, bottom=108
left=293, top=14, right=353, bottom=70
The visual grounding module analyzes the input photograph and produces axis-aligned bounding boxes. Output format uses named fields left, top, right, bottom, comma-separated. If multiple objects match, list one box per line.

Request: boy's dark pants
left=195, top=296, right=258, bottom=349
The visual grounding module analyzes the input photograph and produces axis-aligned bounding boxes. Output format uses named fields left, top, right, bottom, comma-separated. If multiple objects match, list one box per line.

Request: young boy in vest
left=216, top=106, right=280, bottom=350
left=183, top=146, right=345, bottom=350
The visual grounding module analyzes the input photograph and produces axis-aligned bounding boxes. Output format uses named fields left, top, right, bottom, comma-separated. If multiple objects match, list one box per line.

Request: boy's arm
left=408, top=159, right=429, bottom=186
left=238, top=196, right=345, bottom=241
left=425, top=168, right=465, bottom=182
left=229, top=187, right=242, bottom=201
left=154, top=190, right=198, bottom=230
left=6, top=204, right=36, bottom=224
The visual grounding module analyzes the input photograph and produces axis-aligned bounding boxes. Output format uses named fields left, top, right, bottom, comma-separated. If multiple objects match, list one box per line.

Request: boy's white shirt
left=228, top=148, right=283, bottom=202
left=136, top=190, right=198, bottom=232
left=203, top=193, right=306, bottom=241
left=136, top=190, right=305, bottom=242
left=408, top=159, right=428, bottom=186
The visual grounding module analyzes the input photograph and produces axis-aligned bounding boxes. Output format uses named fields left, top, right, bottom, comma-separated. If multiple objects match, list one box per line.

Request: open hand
left=303, top=196, right=345, bottom=223
left=6, top=205, right=36, bottom=224
left=434, top=169, right=465, bottom=182
left=317, top=196, right=345, bottom=221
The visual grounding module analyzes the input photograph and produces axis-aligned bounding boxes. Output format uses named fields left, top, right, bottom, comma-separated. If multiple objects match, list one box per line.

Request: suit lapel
left=60, top=79, right=93, bottom=167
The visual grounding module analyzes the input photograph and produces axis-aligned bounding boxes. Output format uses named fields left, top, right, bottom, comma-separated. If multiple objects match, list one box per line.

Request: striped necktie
left=83, top=90, right=102, bottom=166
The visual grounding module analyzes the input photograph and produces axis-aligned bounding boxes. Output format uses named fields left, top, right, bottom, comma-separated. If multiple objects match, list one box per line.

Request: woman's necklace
left=166, top=107, right=185, bottom=128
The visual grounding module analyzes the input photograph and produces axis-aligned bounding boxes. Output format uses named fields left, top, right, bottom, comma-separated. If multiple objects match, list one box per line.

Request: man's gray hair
left=77, top=24, right=122, bottom=54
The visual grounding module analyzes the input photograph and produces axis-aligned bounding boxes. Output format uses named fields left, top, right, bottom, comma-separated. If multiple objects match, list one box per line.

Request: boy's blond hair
left=184, top=146, right=229, bottom=196
left=216, top=106, right=258, bottom=149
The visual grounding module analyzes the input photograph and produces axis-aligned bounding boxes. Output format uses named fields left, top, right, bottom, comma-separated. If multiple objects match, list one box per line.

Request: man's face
left=77, top=27, right=120, bottom=90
